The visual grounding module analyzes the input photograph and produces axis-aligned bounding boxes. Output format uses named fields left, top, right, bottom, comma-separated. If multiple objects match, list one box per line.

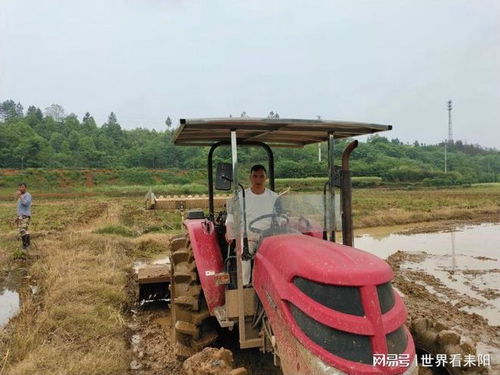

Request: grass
left=0, top=195, right=175, bottom=374
left=0, top=234, right=132, bottom=375
left=352, top=185, right=500, bottom=228
left=94, top=225, right=134, bottom=237
left=0, top=200, right=107, bottom=233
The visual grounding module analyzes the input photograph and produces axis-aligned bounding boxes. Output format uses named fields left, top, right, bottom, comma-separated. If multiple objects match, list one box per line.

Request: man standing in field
left=16, top=182, right=32, bottom=250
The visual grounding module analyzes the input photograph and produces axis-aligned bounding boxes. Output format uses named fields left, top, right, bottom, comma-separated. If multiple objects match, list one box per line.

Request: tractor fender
left=184, top=219, right=225, bottom=313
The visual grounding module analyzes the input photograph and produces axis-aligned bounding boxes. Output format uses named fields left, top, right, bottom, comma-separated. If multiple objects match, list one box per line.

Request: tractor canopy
left=173, top=117, right=392, bottom=147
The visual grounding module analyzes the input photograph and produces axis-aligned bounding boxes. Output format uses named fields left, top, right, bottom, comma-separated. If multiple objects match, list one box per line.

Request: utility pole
left=445, top=100, right=453, bottom=173
left=444, top=143, right=447, bottom=173
left=448, top=100, right=453, bottom=143
left=317, top=115, right=322, bottom=162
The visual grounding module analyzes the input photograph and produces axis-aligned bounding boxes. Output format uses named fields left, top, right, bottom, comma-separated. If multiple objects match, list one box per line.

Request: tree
left=49, top=133, right=65, bottom=153
left=82, top=112, right=97, bottom=133
left=15, top=102, right=24, bottom=117
left=26, top=106, right=44, bottom=127
left=101, top=112, right=124, bottom=151
left=44, top=104, right=65, bottom=121
left=0, top=100, right=23, bottom=121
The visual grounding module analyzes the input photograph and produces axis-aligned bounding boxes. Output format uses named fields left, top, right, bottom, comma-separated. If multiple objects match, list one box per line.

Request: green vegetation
left=1, top=99, right=499, bottom=187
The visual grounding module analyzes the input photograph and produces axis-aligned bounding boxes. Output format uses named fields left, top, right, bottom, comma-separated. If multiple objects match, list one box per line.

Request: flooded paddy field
left=356, top=223, right=500, bottom=325
left=356, top=222, right=500, bottom=374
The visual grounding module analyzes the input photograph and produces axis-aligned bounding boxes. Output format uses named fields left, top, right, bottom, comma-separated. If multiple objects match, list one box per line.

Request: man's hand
left=15, top=190, right=22, bottom=198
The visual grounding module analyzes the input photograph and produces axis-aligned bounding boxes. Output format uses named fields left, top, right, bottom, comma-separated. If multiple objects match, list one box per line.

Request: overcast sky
left=1, top=0, right=499, bottom=148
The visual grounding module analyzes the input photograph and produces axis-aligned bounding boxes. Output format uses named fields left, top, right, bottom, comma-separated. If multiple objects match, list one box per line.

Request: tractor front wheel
left=169, top=234, right=218, bottom=359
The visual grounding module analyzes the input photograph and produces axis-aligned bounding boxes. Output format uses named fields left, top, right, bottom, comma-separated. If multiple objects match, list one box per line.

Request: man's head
left=249, top=165, right=267, bottom=192
left=18, top=183, right=27, bottom=194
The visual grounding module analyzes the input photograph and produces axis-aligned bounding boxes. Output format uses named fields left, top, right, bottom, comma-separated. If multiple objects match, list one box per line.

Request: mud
left=129, top=307, right=185, bottom=375
left=388, top=251, right=499, bottom=374
left=183, top=347, right=248, bottom=375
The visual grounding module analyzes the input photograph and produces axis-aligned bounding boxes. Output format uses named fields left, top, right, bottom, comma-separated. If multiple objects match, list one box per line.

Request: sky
left=1, top=0, right=499, bottom=148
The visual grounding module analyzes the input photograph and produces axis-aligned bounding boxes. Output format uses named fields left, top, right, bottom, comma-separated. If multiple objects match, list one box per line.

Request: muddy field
left=0, top=190, right=499, bottom=374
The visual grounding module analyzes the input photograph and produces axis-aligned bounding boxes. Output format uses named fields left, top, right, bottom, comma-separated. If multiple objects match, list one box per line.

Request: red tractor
left=169, top=118, right=418, bottom=375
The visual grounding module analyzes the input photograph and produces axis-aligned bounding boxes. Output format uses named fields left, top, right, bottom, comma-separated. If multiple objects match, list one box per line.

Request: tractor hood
left=256, top=233, right=393, bottom=286
left=253, top=233, right=414, bottom=375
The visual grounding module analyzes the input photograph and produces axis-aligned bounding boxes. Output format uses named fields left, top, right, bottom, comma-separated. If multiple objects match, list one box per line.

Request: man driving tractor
left=225, top=164, right=278, bottom=285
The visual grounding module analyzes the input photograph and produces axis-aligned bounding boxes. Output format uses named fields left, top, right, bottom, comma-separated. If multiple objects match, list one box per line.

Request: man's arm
left=19, top=193, right=32, bottom=206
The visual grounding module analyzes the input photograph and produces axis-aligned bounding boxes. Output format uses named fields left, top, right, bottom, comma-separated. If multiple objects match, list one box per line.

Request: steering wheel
left=248, top=213, right=289, bottom=234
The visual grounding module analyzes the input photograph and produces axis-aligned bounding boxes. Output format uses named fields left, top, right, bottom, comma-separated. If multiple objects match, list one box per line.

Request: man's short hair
left=19, top=182, right=27, bottom=188
left=250, top=164, right=267, bottom=174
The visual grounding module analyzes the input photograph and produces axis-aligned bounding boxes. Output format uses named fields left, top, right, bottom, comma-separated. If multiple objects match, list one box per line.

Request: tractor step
left=213, top=306, right=235, bottom=328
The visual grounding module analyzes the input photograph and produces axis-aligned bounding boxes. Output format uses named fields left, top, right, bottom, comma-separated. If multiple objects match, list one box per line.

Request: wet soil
left=128, top=305, right=185, bottom=375
left=387, top=250, right=499, bottom=374
left=129, top=303, right=281, bottom=375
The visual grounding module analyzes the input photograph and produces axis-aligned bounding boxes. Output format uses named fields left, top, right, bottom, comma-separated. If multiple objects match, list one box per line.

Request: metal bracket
left=213, top=306, right=235, bottom=329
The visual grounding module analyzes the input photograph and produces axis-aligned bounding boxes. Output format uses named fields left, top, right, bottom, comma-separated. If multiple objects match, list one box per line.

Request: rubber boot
left=26, top=234, right=31, bottom=249
left=21, top=235, right=29, bottom=250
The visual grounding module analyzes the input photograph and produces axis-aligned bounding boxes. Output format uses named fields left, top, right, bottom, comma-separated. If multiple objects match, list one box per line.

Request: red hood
left=258, top=234, right=393, bottom=286
left=253, top=233, right=414, bottom=375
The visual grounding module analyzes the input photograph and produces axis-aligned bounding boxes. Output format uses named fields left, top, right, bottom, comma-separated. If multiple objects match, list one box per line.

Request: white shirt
left=225, top=188, right=278, bottom=241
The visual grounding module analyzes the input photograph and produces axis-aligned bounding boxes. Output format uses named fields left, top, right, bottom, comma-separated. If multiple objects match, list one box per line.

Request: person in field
left=16, top=182, right=32, bottom=250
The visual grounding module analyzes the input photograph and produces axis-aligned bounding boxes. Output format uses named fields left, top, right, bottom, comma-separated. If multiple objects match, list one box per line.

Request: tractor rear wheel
left=169, top=234, right=218, bottom=359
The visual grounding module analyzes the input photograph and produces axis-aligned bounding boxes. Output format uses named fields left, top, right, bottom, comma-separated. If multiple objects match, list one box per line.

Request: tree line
left=0, top=100, right=498, bottom=185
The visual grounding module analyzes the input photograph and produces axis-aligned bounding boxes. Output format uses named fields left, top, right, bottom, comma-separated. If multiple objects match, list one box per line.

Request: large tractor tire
left=411, top=318, right=485, bottom=375
left=169, top=234, right=218, bottom=359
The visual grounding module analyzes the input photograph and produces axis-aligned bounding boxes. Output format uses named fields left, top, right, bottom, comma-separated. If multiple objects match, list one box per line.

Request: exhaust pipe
left=341, top=140, right=358, bottom=247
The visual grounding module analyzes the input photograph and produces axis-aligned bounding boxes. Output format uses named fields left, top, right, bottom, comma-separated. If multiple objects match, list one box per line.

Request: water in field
left=0, top=263, right=29, bottom=328
left=355, top=223, right=500, bottom=325
left=0, top=289, right=19, bottom=327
